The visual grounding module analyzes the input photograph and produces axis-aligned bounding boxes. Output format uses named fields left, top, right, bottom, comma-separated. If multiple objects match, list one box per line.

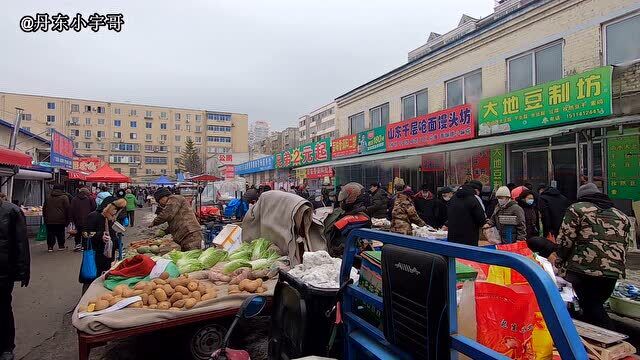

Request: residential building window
left=111, top=143, right=139, bottom=151
left=71, top=129, right=80, bottom=137
left=71, top=104, right=79, bottom=112
left=85, top=117, right=91, bottom=125
left=114, top=108, right=121, bottom=115
left=604, top=13, right=640, bottom=64
left=186, top=136, right=192, bottom=142
left=114, top=132, right=122, bottom=139
left=206, top=136, right=232, bottom=143
left=175, top=135, right=181, bottom=142
left=195, top=126, right=201, bottom=132
left=47, top=102, right=55, bottom=109
left=160, top=123, right=167, bottom=130
left=97, top=131, right=105, bottom=138
left=175, top=124, right=181, bottom=130
left=186, top=114, right=191, bottom=120
left=145, top=110, right=152, bottom=117
left=84, top=130, right=92, bottom=138
left=207, top=113, right=231, bottom=121
left=98, top=143, right=105, bottom=150
left=145, top=134, right=152, bottom=141
left=144, top=145, right=153, bottom=151
left=175, top=146, right=181, bottom=153
left=160, top=111, right=167, bottom=119
left=195, top=136, right=201, bottom=143
left=146, top=169, right=152, bottom=175
left=446, top=70, right=482, bottom=107
left=96, top=106, right=105, bottom=114
left=114, top=120, right=121, bottom=127
left=160, top=134, right=167, bottom=141
left=129, top=109, right=137, bottom=116
left=84, top=142, right=91, bottom=149
left=21, top=114, right=31, bottom=121
left=195, top=115, right=202, bottom=122
left=130, top=168, right=137, bottom=176
left=84, top=105, right=92, bottom=112
left=369, top=103, right=390, bottom=128
left=175, top=113, right=181, bottom=121
left=186, top=125, right=191, bottom=131
left=145, top=122, right=152, bottom=129
left=401, top=90, right=428, bottom=120
left=130, top=133, right=137, bottom=140
left=508, top=43, right=562, bottom=91
left=46, top=115, right=55, bottom=123
left=71, top=117, right=79, bottom=124
left=348, top=112, right=365, bottom=134
left=161, top=169, right=167, bottom=175
left=98, top=118, right=105, bottom=125
left=207, top=125, right=232, bottom=132
left=159, top=146, right=168, bottom=152
left=74, top=142, right=79, bottom=148
left=129, top=121, right=136, bottom=128
left=145, top=156, right=168, bottom=165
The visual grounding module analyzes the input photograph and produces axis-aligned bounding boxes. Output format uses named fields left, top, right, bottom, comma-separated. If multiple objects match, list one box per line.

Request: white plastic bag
left=483, top=226, right=501, bottom=244
left=103, top=234, right=113, bottom=259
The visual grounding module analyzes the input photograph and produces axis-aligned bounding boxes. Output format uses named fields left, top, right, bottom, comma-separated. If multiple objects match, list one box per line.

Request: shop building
left=297, top=0, right=640, bottom=203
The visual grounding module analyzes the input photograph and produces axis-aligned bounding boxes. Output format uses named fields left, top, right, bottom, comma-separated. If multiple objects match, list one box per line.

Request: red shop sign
left=307, top=166, right=333, bottom=179
left=386, top=104, right=475, bottom=152
left=421, top=153, right=445, bottom=172
left=224, top=165, right=235, bottom=179
left=331, top=134, right=358, bottom=159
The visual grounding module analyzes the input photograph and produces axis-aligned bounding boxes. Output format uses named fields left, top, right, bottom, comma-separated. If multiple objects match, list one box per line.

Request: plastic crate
left=269, top=270, right=341, bottom=359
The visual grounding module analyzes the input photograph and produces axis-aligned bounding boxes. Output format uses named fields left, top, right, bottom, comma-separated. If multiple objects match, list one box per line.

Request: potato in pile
left=81, top=272, right=218, bottom=312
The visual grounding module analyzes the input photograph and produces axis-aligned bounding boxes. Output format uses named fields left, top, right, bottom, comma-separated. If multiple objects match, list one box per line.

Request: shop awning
left=0, top=147, right=33, bottom=168
left=15, top=168, right=53, bottom=180
left=85, top=165, right=131, bottom=183
left=295, top=115, right=640, bottom=170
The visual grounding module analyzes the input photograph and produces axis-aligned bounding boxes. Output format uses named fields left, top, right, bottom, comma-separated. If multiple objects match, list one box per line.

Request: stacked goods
left=78, top=272, right=218, bottom=312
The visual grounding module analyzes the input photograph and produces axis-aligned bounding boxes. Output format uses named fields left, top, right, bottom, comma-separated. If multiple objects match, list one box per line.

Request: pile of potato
left=80, top=272, right=218, bottom=312
left=228, top=278, right=267, bottom=295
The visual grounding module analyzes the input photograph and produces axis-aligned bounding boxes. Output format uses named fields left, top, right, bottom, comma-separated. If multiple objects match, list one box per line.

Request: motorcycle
left=210, top=295, right=267, bottom=360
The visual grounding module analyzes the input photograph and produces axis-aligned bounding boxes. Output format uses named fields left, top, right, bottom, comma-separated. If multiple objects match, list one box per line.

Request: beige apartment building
left=0, top=92, right=248, bottom=182
left=298, top=102, right=337, bottom=143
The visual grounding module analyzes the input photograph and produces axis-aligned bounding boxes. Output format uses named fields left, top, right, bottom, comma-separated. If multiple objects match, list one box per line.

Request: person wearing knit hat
left=148, top=190, right=203, bottom=251
left=494, top=186, right=511, bottom=199
left=484, top=185, right=527, bottom=242
left=556, top=182, right=631, bottom=329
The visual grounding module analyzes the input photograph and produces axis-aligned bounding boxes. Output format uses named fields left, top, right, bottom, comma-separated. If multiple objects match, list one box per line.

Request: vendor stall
left=85, top=164, right=131, bottom=184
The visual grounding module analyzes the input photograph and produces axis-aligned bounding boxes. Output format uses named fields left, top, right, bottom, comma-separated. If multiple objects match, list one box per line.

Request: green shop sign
left=607, top=129, right=640, bottom=201
left=357, top=126, right=386, bottom=155
left=490, top=145, right=506, bottom=190
left=478, top=66, right=612, bottom=136
left=274, top=138, right=331, bottom=169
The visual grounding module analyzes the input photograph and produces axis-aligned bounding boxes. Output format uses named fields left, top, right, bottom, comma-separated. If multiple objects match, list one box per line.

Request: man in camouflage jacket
left=150, top=188, right=203, bottom=251
left=390, top=190, right=426, bottom=235
left=556, top=183, right=630, bottom=329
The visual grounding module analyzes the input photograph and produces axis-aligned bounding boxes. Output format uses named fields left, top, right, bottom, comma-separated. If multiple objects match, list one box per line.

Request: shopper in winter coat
left=70, top=187, right=96, bottom=251
left=390, top=190, right=426, bottom=235
left=517, top=189, right=540, bottom=239
left=430, top=186, right=453, bottom=229
left=485, top=186, right=527, bottom=243
left=413, top=185, right=435, bottom=225
left=0, top=196, right=30, bottom=360
left=95, top=186, right=112, bottom=207
left=124, top=189, right=137, bottom=227
left=149, top=188, right=203, bottom=250
left=366, top=183, right=389, bottom=219
left=537, top=184, right=570, bottom=239
left=43, top=184, right=71, bottom=252
left=447, top=184, right=486, bottom=246
left=556, top=183, right=631, bottom=329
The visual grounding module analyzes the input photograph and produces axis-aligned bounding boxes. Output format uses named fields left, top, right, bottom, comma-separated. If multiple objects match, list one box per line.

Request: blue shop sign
left=235, top=156, right=275, bottom=175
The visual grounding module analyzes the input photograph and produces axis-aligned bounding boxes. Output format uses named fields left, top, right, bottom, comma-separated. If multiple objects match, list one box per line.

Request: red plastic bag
left=487, top=241, right=535, bottom=285
left=475, top=282, right=552, bottom=359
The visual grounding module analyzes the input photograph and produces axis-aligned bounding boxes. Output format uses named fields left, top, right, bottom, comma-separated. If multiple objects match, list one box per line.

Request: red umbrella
left=85, top=165, right=131, bottom=183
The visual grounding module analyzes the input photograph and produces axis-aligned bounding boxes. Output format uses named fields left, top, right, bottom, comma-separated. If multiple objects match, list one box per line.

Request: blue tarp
left=152, top=175, right=174, bottom=186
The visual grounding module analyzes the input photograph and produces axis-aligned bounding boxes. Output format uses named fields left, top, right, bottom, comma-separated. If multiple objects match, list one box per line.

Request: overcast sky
left=0, top=0, right=494, bottom=130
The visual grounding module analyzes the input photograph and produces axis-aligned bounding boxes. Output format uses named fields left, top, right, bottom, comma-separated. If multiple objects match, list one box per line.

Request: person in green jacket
left=124, top=189, right=137, bottom=227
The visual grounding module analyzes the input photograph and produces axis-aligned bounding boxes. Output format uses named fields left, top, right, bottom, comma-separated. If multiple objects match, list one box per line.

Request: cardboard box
left=212, top=224, right=243, bottom=252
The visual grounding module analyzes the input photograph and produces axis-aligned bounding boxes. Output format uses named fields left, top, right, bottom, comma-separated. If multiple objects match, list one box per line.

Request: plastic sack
left=475, top=282, right=553, bottom=360
left=123, top=216, right=130, bottom=227
left=483, top=226, right=501, bottom=244
left=35, top=224, right=47, bottom=242
left=103, top=236, right=113, bottom=259
left=487, top=241, right=534, bottom=286
left=68, top=223, right=77, bottom=235
left=79, top=238, right=98, bottom=282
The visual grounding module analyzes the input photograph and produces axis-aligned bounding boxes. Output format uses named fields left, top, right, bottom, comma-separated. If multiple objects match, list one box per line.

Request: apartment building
left=324, top=0, right=640, bottom=198
left=298, top=102, right=337, bottom=143
left=0, top=92, right=248, bottom=182
left=254, top=127, right=299, bottom=155
left=249, top=120, right=271, bottom=145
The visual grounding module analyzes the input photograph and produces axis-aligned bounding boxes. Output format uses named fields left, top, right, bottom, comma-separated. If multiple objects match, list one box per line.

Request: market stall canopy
left=0, top=147, right=33, bottom=168
left=85, top=165, right=131, bottom=183
left=152, top=175, right=174, bottom=186
left=188, top=174, right=221, bottom=182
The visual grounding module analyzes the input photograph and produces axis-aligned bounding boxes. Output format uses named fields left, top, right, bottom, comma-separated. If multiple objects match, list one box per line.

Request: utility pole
left=7, top=108, right=24, bottom=200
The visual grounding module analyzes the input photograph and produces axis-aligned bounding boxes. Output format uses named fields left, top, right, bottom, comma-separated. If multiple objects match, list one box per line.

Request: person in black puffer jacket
left=447, top=184, right=486, bottom=246
left=537, top=184, right=570, bottom=239
left=366, top=183, right=389, bottom=219
left=517, top=189, right=540, bottom=239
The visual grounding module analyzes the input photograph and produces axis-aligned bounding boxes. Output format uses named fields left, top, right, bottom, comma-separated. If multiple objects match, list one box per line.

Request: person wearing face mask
left=517, top=189, right=540, bottom=239
left=366, top=182, right=389, bottom=219
left=484, top=186, right=527, bottom=243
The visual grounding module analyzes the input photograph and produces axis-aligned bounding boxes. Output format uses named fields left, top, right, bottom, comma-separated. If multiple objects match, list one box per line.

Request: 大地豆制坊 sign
left=386, top=104, right=475, bottom=152
left=275, top=138, right=331, bottom=169
left=478, top=66, right=612, bottom=136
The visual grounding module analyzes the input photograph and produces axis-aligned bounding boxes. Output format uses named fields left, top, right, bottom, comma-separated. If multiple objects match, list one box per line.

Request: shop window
left=510, top=152, right=524, bottom=186
left=508, top=42, right=563, bottom=91
left=604, top=13, right=640, bottom=65
left=446, top=70, right=482, bottom=108
left=369, top=103, right=389, bottom=128
left=401, top=89, right=428, bottom=120
left=551, top=133, right=577, bottom=146
left=348, top=112, right=365, bottom=134
left=510, top=138, right=548, bottom=150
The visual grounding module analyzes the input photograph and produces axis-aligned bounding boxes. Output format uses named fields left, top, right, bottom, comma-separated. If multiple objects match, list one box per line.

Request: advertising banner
left=306, top=166, right=333, bottom=179
left=331, top=134, right=358, bottom=159
left=607, top=129, right=640, bottom=201
left=73, top=157, right=103, bottom=172
left=357, top=126, right=386, bottom=155
left=50, top=129, right=74, bottom=169
left=275, top=138, right=331, bottom=169
left=490, top=145, right=506, bottom=190
left=386, top=104, right=475, bottom=152
left=235, top=156, right=274, bottom=175
left=478, top=66, right=613, bottom=136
